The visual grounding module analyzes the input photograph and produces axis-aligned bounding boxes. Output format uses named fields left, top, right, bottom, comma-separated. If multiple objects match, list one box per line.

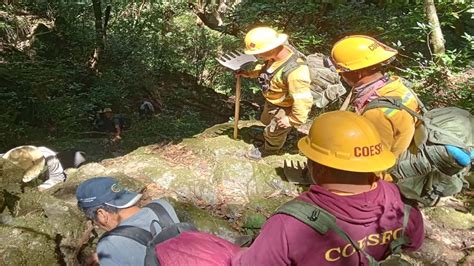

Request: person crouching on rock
left=2, top=145, right=85, bottom=191
left=76, top=176, right=239, bottom=266
left=76, top=177, right=179, bottom=265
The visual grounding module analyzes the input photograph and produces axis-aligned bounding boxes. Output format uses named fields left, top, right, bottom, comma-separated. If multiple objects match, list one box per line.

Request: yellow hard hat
left=298, top=111, right=395, bottom=172
left=244, top=27, right=288, bottom=55
left=331, top=35, right=398, bottom=72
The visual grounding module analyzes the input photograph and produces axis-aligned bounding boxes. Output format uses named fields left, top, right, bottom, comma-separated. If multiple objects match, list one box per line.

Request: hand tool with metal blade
left=216, top=51, right=257, bottom=139
left=283, top=159, right=313, bottom=185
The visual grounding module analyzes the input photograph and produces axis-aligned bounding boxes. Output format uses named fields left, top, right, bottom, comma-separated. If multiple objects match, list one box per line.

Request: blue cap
left=76, top=177, right=142, bottom=209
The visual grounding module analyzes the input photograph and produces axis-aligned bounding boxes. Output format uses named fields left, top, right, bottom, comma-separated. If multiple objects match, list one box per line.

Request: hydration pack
left=364, top=92, right=473, bottom=206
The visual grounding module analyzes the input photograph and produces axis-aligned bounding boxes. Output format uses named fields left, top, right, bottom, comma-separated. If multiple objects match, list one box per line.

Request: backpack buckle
left=308, top=209, right=320, bottom=221
left=258, top=72, right=271, bottom=93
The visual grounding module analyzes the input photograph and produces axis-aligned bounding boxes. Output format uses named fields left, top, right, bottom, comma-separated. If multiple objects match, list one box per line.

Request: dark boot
left=245, top=147, right=277, bottom=160
left=248, top=127, right=265, bottom=142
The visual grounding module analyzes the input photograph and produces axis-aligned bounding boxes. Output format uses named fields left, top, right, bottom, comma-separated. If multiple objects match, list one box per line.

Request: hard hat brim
left=334, top=50, right=397, bottom=72
left=2, top=145, right=46, bottom=182
left=244, top=34, right=288, bottom=55
left=298, top=137, right=396, bottom=173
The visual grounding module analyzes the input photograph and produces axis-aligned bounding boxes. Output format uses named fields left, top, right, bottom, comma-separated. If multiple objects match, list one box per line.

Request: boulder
left=0, top=121, right=472, bottom=264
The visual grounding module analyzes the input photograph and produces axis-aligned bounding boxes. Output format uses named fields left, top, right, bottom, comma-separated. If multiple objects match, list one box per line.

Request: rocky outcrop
left=0, top=160, right=86, bottom=265
left=0, top=121, right=472, bottom=265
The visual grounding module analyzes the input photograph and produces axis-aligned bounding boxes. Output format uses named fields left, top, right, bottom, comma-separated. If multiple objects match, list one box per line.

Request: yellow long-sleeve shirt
left=247, top=47, right=313, bottom=126
left=361, top=77, right=420, bottom=158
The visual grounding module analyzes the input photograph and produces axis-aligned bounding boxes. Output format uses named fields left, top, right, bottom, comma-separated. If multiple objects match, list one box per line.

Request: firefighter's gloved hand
left=445, top=145, right=471, bottom=167
left=276, top=116, right=291, bottom=128
left=235, top=70, right=250, bottom=78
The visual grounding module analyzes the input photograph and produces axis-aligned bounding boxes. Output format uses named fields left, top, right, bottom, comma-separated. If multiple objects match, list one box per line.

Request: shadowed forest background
left=0, top=1, right=473, bottom=265
left=0, top=0, right=472, bottom=160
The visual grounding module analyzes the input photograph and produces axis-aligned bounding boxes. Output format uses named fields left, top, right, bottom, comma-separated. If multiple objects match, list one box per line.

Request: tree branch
left=188, top=2, right=239, bottom=36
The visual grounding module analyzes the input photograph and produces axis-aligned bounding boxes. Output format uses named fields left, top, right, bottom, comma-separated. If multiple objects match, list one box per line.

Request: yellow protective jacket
left=361, top=77, right=420, bottom=158
left=246, top=47, right=313, bottom=126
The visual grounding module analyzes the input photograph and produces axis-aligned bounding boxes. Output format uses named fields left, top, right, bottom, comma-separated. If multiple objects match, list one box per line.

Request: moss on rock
left=169, top=199, right=240, bottom=242
left=423, top=207, right=474, bottom=230
left=0, top=226, right=59, bottom=266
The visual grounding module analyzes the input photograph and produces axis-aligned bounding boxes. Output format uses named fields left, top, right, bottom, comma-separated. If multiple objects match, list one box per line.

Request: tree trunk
left=89, top=0, right=104, bottom=71
left=424, top=0, right=445, bottom=56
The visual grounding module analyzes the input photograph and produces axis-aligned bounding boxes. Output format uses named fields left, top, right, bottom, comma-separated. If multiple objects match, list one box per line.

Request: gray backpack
left=364, top=93, right=473, bottom=206
left=284, top=49, right=347, bottom=108
left=258, top=47, right=347, bottom=108
left=275, top=200, right=413, bottom=265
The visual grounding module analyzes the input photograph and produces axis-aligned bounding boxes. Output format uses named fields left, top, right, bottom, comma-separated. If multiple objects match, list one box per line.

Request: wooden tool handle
left=339, top=90, right=353, bottom=111
left=233, top=76, right=241, bottom=140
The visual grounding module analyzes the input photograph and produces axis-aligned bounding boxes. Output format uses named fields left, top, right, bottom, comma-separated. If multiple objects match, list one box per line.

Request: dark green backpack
left=275, top=200, right=413, bottom=266
left=363, top=90, right=473, bottom=206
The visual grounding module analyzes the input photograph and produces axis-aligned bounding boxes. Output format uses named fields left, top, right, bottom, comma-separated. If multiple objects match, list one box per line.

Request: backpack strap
left=99, top=226, right=162, bottom=266
left=275, top=199, right=412, bottom=265
left=99, top=202, right=176, bottom=244
left=145, top=202, right=175, bottom=229
left=258, top=54, right=300, bottom=93
left=98, top=202, right=177, bottom=266
left=274, top=199, right=335, bottom=234
left=265, top=54, right=300, bottom=78
left=99, top=225, right=152, bottom=245
left=364, top=96, right=423, bottom=121
left=275, top=200, right=377, bottom=264
left=266, top=44, right=307, bottom=85
left=281, top=58, right=305, bottom=85
left=388, top=204, right=412, bottom=255
left=399, top=78, right=428, bottom=114
left=144, top=202, right=198, bottom=244
left=151, top=222, right=198, bottom=245
left=364, top=97, right=465, bottom=144
left=326, top=204, right=412, bottom=264
left=99, top=226, right=161, bottom=266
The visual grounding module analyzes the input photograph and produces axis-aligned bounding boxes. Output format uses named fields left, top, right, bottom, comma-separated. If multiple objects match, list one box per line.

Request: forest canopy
left=0, top=0, right=472, bottom=151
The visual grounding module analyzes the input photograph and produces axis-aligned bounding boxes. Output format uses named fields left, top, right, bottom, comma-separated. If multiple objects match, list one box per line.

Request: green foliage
left=0, top=0, right=472, bottom=152
left=222, top=0, right=473, bottom=109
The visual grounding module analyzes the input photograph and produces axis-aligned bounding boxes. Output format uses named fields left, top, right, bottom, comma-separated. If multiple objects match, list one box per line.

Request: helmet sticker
left=368, top=42, right=380, bottom=51
left=354, top=143, right=382, bottom=157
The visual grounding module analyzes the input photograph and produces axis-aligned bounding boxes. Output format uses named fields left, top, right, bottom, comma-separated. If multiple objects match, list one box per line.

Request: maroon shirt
left=232, top=180, right=424, bottom=265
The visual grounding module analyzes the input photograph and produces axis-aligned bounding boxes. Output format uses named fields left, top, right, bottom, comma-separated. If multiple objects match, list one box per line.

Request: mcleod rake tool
left=216, top=51, right=257, bottom=139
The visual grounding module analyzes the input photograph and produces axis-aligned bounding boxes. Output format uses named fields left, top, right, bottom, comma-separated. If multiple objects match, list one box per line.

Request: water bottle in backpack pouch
left=364, top=96, right=473, bottom=206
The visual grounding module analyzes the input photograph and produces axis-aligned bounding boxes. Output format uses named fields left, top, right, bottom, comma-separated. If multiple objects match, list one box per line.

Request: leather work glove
left=276, top=116, right=291, bottom=128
